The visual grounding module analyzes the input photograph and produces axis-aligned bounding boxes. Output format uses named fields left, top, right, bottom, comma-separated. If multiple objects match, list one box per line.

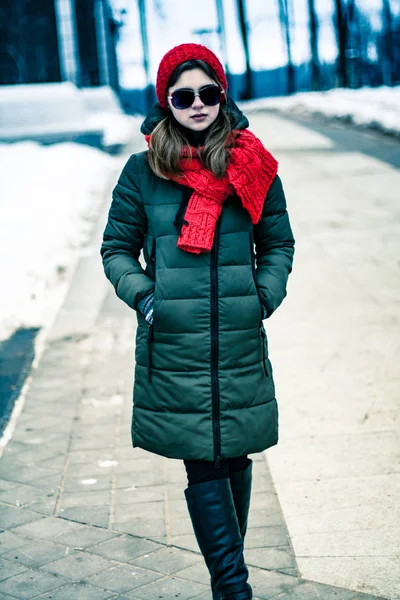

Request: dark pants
left=184, top=455, right=248, bottom=487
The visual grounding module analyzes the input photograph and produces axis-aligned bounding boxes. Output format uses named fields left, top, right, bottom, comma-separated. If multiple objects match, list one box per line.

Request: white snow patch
left=240, top=86, right=400, bottom=136
left=98, top=459, right=118, bottom=468
left=0, top=141, right=118, bottom=342
left=88, top=112, right=143, bottom=149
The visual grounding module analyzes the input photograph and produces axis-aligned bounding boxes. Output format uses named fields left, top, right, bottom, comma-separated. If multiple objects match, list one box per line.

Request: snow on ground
left=240, top=86, right=400, bottom=136
left=88, top=112, right=143, bottom=149
left=0, top=141, right=118, bottom=342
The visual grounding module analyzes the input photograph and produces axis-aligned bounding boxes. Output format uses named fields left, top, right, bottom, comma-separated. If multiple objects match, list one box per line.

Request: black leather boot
left=185, top=478, right=252, bottom=600
left=213, top=459, right=253, bottom=599
left=230, top=458, right=253, bottom=539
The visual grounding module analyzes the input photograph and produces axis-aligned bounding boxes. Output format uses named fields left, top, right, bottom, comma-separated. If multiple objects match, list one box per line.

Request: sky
left=110, top=0, right=391, bottom=88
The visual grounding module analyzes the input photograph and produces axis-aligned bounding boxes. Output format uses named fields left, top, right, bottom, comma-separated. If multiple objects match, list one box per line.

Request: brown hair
left=147, top=60, right=232, bottom=179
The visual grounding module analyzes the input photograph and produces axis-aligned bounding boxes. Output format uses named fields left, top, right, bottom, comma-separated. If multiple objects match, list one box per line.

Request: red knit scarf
left=146, top=129, right=278, bottom=254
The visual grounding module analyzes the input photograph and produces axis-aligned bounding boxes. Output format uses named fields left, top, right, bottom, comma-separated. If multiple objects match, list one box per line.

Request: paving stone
left=0, top=569, right=68, bottom=599
left=2, top=539, right=73, bottom=568
left=28, top=498, right=58, bottom=515
left=127, top=574, right=208, bottom=599
left=248, top=566, right=300, bottom=599
left=117, top=470, right=163, bottom=487
left=62, top=474, right=112, bottom=493
left=87, top=563, right=163, bottom=593
left=166, top=483, right=185, bottom=501
left=269, top=581, right=359, bottom=599
left=0, top=531, right=33, bottom=555
left=54, top=524, right=118, bottom=549
left=0, top=465, right=60, bottom=486
left=0, top=483, right=57, bottom=508
left=132, top=546, right=202, bottom=575
left=35, top=581, right=113, bottom=599
left=11, top=517, right=81, bottom=539
left=27, top=474, right=62, bottom=492
left=247, top=511, right=283, bottom=529
left=245, top=526, right=290, bottom=549
left=245, top=547, right=296, bottom=570
left=0, top=558, right=28, bottom=581
left=0, top=481, right=17, bottom=492
left=114, top=485, right=164, bottom=503
left=170, top=534, right=200, bottom=553
left=68, top=449, right=116, bottom=466
left=112, top=517, right=166, bottom=538
left=174, top=560, right=210, bottom=584
left=0, top=506, right=42, bottom=531
left=169, top=516, right=195, bottom=536
left=88, top=534, right=161, bottom=562
left=41, top=550, right=116, bottom=580
left=167, top=499, right=191, bottom=518
left=58, top=506, right=110, bottom=528
left=279, top=567, right=300, bottom=577
left=59, top=490, right=110, bottom=508
left=113, top=501, right=164, bottom=523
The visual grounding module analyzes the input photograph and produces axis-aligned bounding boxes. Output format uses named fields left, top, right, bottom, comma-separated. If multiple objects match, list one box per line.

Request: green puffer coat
left=101, top=104, right=295, bottom=463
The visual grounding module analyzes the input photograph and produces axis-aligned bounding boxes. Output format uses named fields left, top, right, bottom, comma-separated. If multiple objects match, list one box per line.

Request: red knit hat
left=156, top=43, right=228, bottom=110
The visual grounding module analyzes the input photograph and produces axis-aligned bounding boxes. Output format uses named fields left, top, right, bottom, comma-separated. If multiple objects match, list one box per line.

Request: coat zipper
left=258, top=323, right=269, bottom=378
left=211, top=219, right=222, bottom=467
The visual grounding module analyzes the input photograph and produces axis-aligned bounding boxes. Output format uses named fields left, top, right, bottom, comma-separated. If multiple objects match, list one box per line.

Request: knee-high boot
left=230, top=458, right=253, bottom=539
left=185, top=478, right=252, bottom=600
left=212, top=459, right=253, bottom=599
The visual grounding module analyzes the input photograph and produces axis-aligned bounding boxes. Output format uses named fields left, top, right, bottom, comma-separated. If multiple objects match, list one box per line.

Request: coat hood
left=140, top=95, right=249, bottom=136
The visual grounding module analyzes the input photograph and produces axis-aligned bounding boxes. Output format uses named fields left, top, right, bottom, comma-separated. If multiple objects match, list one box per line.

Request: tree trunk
left=277, top=0, right=295, bottom=94
left=334, top=0, right=348, bottom=87
left=307, top=0, right=320, bottom=90
left=382, top=0, right=394, bottom=85
left=215, top=0, right=229, bottom=84
left=236, top=0, right=252, bottom=99
left=137, top=0, right=152, bottom=110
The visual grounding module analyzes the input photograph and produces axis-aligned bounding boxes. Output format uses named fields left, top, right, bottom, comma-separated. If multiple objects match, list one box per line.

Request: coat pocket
left=258, top=322, right=269, bottom=378
left=249, top=231, right=264, bottom=321
left=147, top=323, right=154, bottom=382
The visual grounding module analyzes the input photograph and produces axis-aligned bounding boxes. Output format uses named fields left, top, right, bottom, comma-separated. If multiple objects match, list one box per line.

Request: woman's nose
left=191, top=94, right=204, bottom=108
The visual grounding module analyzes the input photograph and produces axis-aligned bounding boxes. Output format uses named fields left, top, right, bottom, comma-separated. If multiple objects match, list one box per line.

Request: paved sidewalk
left=0, top=120, right=397, bottom=599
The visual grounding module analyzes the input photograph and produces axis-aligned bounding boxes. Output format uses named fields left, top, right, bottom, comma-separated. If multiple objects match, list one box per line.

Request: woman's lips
left=191, top=114, right=207, bottom=120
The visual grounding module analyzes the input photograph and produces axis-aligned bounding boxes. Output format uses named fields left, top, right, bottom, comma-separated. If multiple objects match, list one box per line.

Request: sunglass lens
left=199, top=86, right=221, bottom=106
left=171, top=90, right=194, bottom=109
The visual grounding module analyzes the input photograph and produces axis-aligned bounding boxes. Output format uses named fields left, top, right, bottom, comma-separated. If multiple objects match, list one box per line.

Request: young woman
left=101, top=43, right=295, bottom=600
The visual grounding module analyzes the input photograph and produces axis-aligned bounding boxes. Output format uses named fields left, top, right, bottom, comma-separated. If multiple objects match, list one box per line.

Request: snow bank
left=0, top=141, right=118, bottom=342
left=88, top=112, right=143, bottom=148
left=240, top=86, right=400, bottom=136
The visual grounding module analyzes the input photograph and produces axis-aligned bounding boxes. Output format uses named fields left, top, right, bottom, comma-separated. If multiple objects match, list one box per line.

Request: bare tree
left=307, top=0, right=320, bottom=90
left=137, top=0, right=152, bottom=110
left=277, top=0, right=295, bottom=94
left=215, top=0, right=230, bottom=81
left=334, top=0, right=348, bottom=87
left=236, top=0, right=252, bottom=99
left=381, top=0, right=394, bottom=85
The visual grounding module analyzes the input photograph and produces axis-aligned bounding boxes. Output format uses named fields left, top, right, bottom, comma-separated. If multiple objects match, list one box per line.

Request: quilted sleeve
left=100, top=154, right=155, bottom=310
left=253, top=174, right=295, bottom=318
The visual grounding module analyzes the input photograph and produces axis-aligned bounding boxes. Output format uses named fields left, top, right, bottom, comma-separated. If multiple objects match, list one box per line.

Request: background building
left=0, top=0, right=120, bottom=91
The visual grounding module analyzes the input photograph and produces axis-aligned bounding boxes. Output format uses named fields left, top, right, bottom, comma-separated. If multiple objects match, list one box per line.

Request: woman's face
left=167, top=68, right=221, bottom=132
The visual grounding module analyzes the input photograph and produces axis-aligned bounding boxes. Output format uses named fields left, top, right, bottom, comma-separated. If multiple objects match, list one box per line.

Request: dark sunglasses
left=167, top=85, right=224, bottom=110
